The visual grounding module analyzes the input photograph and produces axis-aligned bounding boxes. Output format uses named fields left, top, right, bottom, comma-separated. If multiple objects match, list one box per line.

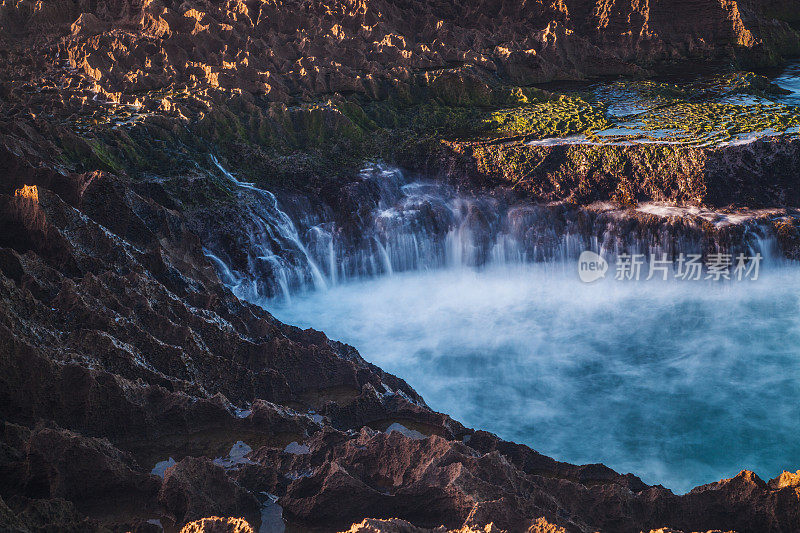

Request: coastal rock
left=343, top=517, right=507, bottom=533
left=240, top=425, right=800, bottom=532
left=0, top=132, right=798, bottom=531
left=0, top=0, right=798, bottom=129
left=159, top=457, right=260, bottom=528
left=1, top=1, right=799, bottom=532
left=180, top=516, right=255, bottom=533
left=435, top=136, right=800, bottom=209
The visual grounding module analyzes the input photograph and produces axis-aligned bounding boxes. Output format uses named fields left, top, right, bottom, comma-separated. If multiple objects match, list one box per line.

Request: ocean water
left=774, top=60, right=800, bottom=106
left=271, top=263, right=800, bottom=493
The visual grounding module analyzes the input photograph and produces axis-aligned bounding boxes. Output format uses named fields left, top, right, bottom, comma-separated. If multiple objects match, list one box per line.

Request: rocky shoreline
left=3, top=170, right=800, bottom=533
left=2, top=1, right=800, bottom=532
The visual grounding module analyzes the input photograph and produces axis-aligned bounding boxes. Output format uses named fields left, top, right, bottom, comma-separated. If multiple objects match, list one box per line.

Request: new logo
left=578, top=251, right=608, bottom=283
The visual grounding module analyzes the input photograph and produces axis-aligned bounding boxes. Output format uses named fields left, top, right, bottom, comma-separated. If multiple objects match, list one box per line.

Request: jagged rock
left=341, top=517, right=739, bottom=533
left=159, top=457, right=260, bottom=528
left=0, top=130, right=798, bottom=531
left=0, top=1, right=799, bottom=532
left=646, top=530, right=736, bottom=533
left=1, top=0, right=798, bottom=129
left=436, top=137, right=800, bottom=209
left=343, top=517, right=506, bottom=533
left=70, top=13, right=108, bottom=36
left=768, top=470, right=800, bottom=489
left=0, top=425, right=160, bottom=516
left=0, top=494, right=106, bottom=533
left=180, top=516, right=255, bottom=533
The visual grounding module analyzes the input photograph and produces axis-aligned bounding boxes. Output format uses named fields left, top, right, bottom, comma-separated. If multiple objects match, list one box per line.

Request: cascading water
left=205, top=155, right=328, bottom=302
left=204, top=159, right=798, bottom=494
left=204, top=159, right=779, bottom=303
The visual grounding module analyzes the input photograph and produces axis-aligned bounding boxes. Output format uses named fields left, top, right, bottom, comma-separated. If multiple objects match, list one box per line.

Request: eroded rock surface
left=180, top=517, right=255, bottom=533
left=0, top=129, right=798, bottom=532
left=2, top=0, right=797, bottom=107
left=1, top=1, right=800, bottom=532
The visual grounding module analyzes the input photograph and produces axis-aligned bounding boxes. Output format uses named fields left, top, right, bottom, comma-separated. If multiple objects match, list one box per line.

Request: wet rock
left=0, top=125, right=797, bottom=532
left=439, top=137, right=800, bottom=209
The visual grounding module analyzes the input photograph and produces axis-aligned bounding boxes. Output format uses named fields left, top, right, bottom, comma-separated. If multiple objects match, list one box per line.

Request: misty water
left=272, top=264, right=800, bottom=494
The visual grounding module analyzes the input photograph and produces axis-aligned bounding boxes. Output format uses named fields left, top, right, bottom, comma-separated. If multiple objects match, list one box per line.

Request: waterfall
left=208, top=155, right=328, bottom=303
left=203, top=158, right=783, bottom=304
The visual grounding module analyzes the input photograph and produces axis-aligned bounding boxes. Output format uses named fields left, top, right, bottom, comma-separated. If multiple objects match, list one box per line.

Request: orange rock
left=179, top=517, right=255, bottom=533
left=14, top=185, right=38, bottom=202
left=769, top=470, right=800, bottom=489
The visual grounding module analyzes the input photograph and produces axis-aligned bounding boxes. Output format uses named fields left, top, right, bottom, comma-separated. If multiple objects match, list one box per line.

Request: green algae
left=610, top=101, right=800, bottom=145
left=55, top=61, right=800, bottom=202
left=484, top=97, right=610, bottom=139
left=579, top=70, right=800, bottom=146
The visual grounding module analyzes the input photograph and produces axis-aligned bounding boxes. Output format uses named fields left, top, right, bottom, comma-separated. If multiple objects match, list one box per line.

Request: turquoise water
left=272, top=264, right=800, bottom=493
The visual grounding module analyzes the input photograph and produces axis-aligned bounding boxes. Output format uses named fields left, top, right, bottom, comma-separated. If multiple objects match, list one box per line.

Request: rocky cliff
left=1, top=1, right=800, bottom=532
left=4, top=0, right=800, bottom=99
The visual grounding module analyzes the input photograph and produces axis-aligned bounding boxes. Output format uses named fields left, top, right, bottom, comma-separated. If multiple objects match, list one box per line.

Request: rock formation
left=2, top=0, right=799, bottom=132
left=1, top=0, right=799, bottom=532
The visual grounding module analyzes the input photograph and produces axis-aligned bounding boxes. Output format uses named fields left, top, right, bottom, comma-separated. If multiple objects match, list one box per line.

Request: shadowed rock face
left=0, top=150, right=798, bottom=532
left=342, top=518, right=739, bottom=533
left=1, top=1, right=800, bottom=532
left=158, top=457, right=261, bottom=527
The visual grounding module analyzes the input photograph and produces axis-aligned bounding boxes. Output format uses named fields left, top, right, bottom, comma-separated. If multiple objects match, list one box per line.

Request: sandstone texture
left=179, top=517, right=256, bottom=533
left=1, top=1, right=800, bottom=532
left=2, top=0, right=798, bottom=107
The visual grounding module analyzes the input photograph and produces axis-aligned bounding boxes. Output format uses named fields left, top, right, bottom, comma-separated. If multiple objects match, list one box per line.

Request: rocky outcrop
left=1, top=0, right=798, bottom=135
left=0, top=136, right=798, bottom=531
left=180, top=517, right=255, bottom=533
left=343, top=518, right=737, bottom=533
left=236, top=425, right=800, bottom=532
left=2, top=0, right=799, bottom=198
left=4, top=0, right=798, bottom=99
left=0, top=152, right=439, bottom=530
left=159, top=458, right=260, bottom=527
left=1, top=1, right=800, bottom=532
left=344, top=517, right=510, bottom=533
left=423, top=136, right=800, bottom=209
